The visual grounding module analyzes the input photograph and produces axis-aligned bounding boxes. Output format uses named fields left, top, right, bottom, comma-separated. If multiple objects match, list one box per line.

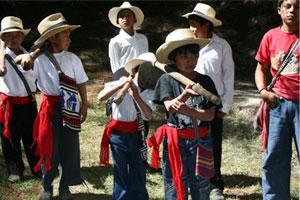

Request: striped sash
left=192, top=119, right=215, bottom=180
left=136, top=108, right=147, bottom=161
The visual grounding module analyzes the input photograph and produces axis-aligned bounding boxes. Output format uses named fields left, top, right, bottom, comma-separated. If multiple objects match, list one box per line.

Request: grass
left=0, top=77, right=299, bottom=200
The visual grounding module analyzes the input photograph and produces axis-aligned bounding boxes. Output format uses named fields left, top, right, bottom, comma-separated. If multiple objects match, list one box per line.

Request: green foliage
left=0, top=1, right=281, bottom=80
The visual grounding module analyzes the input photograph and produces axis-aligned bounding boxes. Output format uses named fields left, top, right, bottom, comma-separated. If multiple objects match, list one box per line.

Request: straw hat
left=124, top=52, right=156, bottom=74
left=112, top=68, right=129, bottom=81
left=156, top=28, right=209, bottom=64
left=34, top=13, right=80, bottom=46
left=108, top=1, right=144, bottom=29
left=182, top=3, right=222, bottom=27
left=0, top=16, right=30, bottom=37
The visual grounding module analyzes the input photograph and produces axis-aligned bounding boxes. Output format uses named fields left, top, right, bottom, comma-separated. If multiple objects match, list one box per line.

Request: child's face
left=1, top=31, right=24, bottom=52
left=174, top=51, right=198, bottom=74
left=117, top=9, right=136, bottom=32
left=188, top=18, right=208, bottom=39
left=278, top=0, right=299, bottom=27
left=50, top=29, right=71, bottom=52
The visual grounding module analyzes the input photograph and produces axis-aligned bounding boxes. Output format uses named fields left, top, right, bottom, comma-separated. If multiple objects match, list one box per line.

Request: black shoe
left=59, top=187, right=73, bottom=200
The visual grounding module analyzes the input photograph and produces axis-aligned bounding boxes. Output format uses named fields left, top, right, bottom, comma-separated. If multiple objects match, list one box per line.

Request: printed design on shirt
left=59, top=73, right=81, bottom=131
left=271, top=48, right=300, bottom=75
left=177, top=96, right=204, bottom=129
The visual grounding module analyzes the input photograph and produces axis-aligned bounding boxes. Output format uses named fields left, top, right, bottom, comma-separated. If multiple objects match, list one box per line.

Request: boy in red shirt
left=255, top=0, right=299, bottom=199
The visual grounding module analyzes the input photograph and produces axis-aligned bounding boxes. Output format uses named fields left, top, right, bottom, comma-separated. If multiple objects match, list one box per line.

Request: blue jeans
left=262, top=99, right=299, bottom=200
left=162, top=136, right=211, bottom=200
left=110, top=131, right=148, bottom=200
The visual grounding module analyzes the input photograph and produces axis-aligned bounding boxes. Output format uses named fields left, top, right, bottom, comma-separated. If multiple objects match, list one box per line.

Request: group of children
left=0, top=0, right=298, bottom=200
left=0, top=12, right=88, bottom=200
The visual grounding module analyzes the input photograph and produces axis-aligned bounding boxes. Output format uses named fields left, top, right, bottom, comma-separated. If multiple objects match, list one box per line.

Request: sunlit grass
left=0, top=80, right=298, bottom=200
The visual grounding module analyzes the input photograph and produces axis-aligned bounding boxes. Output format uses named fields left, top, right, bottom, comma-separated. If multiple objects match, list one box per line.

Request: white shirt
left=34, top=51, right=88, bottom=96
left=109, top=29, right=148, bottom=73
left=0, top=47, right=37, bottom=96
left=102, top=77, right=155, bottom=122
left=195, top=33, right=235, bottom=114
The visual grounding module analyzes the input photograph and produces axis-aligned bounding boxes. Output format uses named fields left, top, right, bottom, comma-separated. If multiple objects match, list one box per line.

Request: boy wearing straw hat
left=107, top=1, right=151, bottom=167
left=182, top=3, right=235, bottom=199
left=18, top=13, right=88, bottom=200
left=108, top=1, right=148, bottom=74
left=255, top=0, right=299, bottom=199
left=147, top=28, right=219, bottom=200
left=98, top=53, right=154, bottom=200
left=0, top=16, right=40, bottom=183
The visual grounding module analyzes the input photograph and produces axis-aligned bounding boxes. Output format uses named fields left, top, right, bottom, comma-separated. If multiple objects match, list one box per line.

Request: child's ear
left=277, top=5, right=282, bottom=15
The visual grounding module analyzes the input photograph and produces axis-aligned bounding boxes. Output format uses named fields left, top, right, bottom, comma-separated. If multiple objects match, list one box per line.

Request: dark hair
left=117, top=9, right=136, bottom=20
left=277, top=0, right=284, bottom=7
left=188, top=15, right=214, bottom=32
left=168, top=44, right=200, bottom=62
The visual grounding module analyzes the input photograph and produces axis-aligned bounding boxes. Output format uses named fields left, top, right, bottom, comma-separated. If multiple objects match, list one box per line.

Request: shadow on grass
left=223, top=117, right=257, bottom=141
left=226, top=193, right=298, bottom=200
left=224, top=174, right=262, bottom=200
left=225, top=193, right=262, bottom=200
left=81, top=165, right=113, bottom=190
left=224, top=174, right=261, bottom=188
left=53, top=193, right=111, bottom=200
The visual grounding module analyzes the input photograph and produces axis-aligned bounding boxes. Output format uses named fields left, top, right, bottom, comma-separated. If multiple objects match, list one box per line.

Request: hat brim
left=156, top=38, right=209, bottom=64
left=112, top=68, right=129, bottom=81
left=124, top=52, right=157, bottom=74
left=0, top=28, right=31, bottom=37
left=34, top=24, right=80, bottom=46
left=124, top=58, right=150, bottom=74
left=108, top=7, right=144, bottom=29
left=182, top=12, right=222, bottom=27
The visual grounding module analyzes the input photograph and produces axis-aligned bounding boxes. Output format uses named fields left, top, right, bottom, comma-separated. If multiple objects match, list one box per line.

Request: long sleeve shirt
left=108, top=29, right=148, bottom=73
left=195, top=33, right=235, bottom=114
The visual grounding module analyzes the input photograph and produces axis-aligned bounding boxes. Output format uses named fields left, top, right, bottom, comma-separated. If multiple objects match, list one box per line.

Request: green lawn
left=0, top=80, right=298, bottom=200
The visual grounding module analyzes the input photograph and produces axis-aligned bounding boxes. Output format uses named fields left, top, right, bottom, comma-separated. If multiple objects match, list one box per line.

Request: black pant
left=210, top=116, right=225, bottom=191
left=0, top=101, right=39, bottom=176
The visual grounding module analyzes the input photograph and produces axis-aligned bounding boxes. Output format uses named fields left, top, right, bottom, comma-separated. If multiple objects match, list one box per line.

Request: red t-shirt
left=255, top=27, right=299, bottom=100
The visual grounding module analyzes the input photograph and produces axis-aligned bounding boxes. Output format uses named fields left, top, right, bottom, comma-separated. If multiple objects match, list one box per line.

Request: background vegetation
left=0, top=0, right=282, bottom=81
left=0, top=1, right=298, bottom=200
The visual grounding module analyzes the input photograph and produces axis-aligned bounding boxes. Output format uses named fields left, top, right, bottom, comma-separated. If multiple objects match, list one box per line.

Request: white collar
left=5, top=46, right=27, bottom=57
left=119, top=29, right=136, bottom=39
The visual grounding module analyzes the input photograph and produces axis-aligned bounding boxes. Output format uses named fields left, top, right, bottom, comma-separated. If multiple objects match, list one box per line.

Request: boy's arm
left=255, top=62, right=280, bottom=107
left=0, top=40, right=7, bottom=76
left=97, top=78, right=128, bottom=101
left=220, top=42, right=235, bottom=114
left=108, top=40, right=120, bottom=73
left=163, top=84, right=215, bottom=121
left=164, top=98, right=215, bottom=121
left=78, top=82, right=88, bottom=123
left=129, top=84, right=152, bottom=120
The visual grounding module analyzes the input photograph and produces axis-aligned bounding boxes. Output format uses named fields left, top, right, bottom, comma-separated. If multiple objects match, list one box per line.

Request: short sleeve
left=196, top=73, right=221, bottom=109
left=255, top=32, right=271, bottom=68
left=72, top=54, right=88, bottom=84
left=153, top=74, right=174, bottom=105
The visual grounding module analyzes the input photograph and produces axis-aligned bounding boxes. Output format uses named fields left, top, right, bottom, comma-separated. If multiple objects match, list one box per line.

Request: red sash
left=0, top=93, right=32, bottom=139
left=32, top=94, right=61, bottom=173
left=99, top=119, right=138, bottom=166
left=260, top=86, right=299, bottom=150
left=147, top=124, right=208, bottom=200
